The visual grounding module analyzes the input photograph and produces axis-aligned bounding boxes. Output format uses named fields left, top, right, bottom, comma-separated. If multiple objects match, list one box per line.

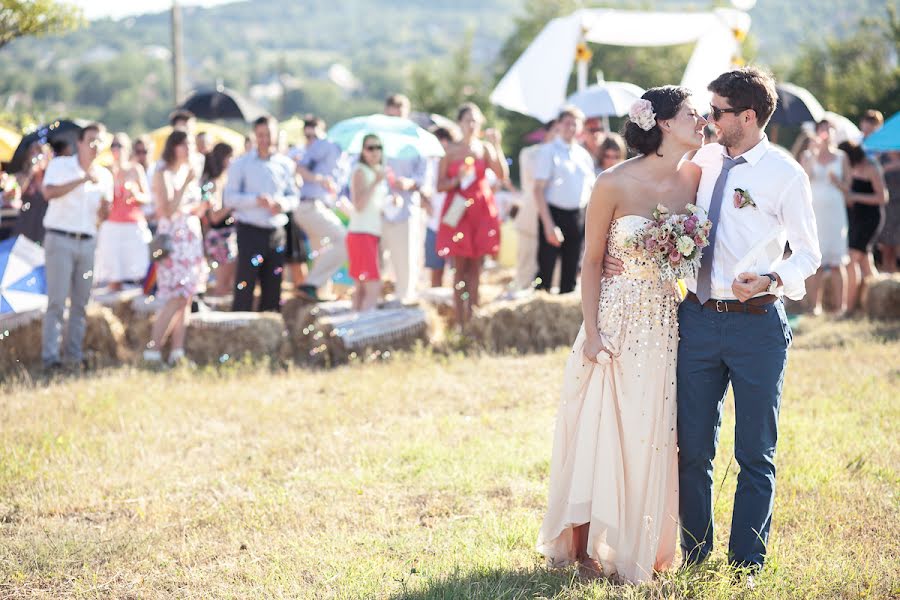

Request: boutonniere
left=733, top=188, right=757, bottom=209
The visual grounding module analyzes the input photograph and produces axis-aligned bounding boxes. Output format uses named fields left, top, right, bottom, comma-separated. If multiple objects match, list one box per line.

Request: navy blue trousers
left=676, top=298, right=792, bottom=568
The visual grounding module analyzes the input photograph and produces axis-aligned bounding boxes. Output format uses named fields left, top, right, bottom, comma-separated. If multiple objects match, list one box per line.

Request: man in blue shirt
left=224, top=116, right=300, bottom=311
left=293, top=116, right=348, bottom=302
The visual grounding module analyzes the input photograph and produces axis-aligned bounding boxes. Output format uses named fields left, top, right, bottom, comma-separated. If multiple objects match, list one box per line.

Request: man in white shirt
left=679, top=68, right=820, bottom=575
left=41, top=122, right=114, bottom=370
left=534, top=106, right=595, bottom=294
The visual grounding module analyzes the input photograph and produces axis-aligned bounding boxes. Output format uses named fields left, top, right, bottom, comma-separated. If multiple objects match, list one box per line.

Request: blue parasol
left=863, top=112, right=900, bottom=152
left=327, top=114, right=445, bottom=159
left=0, top=235, right=47, bottom=314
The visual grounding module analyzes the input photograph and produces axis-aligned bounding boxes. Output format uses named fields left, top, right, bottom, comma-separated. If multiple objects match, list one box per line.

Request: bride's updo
left=622, top=85, right=692, bottom=157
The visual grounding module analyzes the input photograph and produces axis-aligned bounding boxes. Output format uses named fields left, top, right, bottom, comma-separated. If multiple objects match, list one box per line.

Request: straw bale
left=469, top=291, right=582, bottom=354
left=861, top=274, right=900, bottom=320
left=185, top=311, right=285, bottom=364
left=84, top=305, right=128, bottom=363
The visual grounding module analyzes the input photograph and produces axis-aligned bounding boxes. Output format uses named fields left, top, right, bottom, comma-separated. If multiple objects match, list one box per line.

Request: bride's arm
left=581, top=174, right=617, bottom=363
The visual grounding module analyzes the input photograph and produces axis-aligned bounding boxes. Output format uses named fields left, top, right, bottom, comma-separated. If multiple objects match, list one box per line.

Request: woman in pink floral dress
left=143, top=130, right=209, bottom=365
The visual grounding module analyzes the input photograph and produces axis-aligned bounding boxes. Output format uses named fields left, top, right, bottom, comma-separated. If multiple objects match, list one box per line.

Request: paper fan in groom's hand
left=0, top=236, right=47, bottom=315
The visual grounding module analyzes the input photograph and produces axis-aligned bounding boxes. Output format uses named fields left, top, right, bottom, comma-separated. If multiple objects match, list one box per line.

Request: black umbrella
left=8, top=119, right=87, bottom=174
left=769, top=83, right=826, bottom=127
left=178, top=86, right=269, bottom=123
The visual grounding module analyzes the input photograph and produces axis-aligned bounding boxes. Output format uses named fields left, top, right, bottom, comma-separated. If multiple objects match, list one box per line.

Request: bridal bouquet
left=626, top=204, right=712, bottom=282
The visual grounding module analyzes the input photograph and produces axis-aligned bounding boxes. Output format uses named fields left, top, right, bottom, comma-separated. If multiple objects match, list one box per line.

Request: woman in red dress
left=436, top=102, right=508, bottom=327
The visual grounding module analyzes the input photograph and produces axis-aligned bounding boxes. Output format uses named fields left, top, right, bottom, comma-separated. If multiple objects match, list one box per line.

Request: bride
left=537, top=86, right=707, bottom=582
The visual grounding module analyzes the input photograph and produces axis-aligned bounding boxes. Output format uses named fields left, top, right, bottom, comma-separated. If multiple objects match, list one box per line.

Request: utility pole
left=171, top=0, right=185, bottom=105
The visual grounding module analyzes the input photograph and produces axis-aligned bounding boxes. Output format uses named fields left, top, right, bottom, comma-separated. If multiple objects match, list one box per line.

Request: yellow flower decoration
left=732, top=28, right=747, bottom=42
left=575, top=42, right=593, bottom=63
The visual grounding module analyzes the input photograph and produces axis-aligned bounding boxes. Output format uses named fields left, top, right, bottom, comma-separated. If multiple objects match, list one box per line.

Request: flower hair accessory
left=629, top=99, right=657, bottom=132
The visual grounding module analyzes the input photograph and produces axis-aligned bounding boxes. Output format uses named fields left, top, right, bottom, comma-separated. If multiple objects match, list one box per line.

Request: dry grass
left=0, top=317, right=897, bottom=599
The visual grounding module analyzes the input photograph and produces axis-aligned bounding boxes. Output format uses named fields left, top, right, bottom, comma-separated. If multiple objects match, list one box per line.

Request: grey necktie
left=696, top=155, right=746, bottom=304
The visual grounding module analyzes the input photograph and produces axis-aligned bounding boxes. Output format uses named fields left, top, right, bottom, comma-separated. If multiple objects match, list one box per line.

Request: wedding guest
left=423, top=127, right=455, bottom=288
left=195, top=131, right=211, bottom=156
left=143, top=131, right=209, bottom=365
left=382, top=93, right=428, bottom=302
left=512, top=119, right=557, bottom=291
left=791, top=129, right=815, bottom=162
left=801, top=120, right=851, bottom=315
left=436, top=102, right=508, bottom=327
left=132, top=136, right=152, bottom=172
left=95, top=133, right=152, bottom=291
left=859, top=109, right=884, bottom=140
left=0, top=167, right=22, bottom=241
left=170, top=109, right=196, bottom=133
left=876, top=152, right=900, bottom=272
left=11, top=141, right=50, bottom=244
left=294, top=116, right=347, bottom=299
left=534, top=105, right=595, bottom=295
left=580, top=117, right=606, bottom=173
left=201, top=143, right=237, bottom=296
left=41, top=123, right=113, bottom=371
left=224, top=116, right=300, bottom=311
left=347, top=134, right=388, bottom=311
left=837, top=140, right=888, bottom=312
left=598, top=133, right=626, bottom=172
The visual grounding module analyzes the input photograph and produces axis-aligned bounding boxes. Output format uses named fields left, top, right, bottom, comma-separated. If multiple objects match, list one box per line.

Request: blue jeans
left=676, top=297, right=792, bottom=569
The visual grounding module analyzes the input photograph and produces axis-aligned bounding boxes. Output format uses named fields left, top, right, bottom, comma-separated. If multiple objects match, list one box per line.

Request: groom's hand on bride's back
left=603, top=254, right=624, bottom=278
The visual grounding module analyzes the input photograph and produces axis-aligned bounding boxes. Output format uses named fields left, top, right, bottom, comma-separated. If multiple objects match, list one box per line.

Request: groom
left=608, top=67, right=821, bottom=574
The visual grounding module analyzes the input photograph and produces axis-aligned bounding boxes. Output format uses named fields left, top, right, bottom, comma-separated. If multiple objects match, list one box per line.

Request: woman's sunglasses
left=364, top=145, right=383, bottom=151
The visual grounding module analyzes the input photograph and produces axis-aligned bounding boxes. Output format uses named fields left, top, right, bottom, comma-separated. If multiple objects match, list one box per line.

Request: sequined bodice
left=606, top=215, right=661, bottom=282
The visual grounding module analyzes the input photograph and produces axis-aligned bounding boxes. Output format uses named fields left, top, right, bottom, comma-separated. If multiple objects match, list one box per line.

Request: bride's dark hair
left=622, top=85, right=692, bottom=157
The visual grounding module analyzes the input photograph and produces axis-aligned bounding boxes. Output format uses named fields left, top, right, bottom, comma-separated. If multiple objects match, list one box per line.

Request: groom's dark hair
left=708, top=66, right=777, bottom=128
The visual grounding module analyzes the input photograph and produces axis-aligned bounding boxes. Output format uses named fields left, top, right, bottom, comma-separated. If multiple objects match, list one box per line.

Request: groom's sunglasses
left=709, top=104, right=751, bottom=121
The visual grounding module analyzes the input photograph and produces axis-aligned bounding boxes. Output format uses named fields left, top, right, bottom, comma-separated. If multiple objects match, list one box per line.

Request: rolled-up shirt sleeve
left=775, top=171, right=822, bottom=300
left=223, top=158, right=257, bottom=210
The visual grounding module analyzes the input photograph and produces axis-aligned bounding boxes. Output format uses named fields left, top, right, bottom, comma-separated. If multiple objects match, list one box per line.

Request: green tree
left=0, top=0, right=82, bottom=50
left=786, top=4, right=900, bottom=121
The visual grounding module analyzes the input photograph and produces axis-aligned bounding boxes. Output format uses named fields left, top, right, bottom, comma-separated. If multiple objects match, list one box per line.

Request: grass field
left=1, top=317, right=898, bottom=599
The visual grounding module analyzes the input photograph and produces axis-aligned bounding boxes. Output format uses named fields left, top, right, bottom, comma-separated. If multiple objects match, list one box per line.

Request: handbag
left=149, top=232, right=173, bottom=261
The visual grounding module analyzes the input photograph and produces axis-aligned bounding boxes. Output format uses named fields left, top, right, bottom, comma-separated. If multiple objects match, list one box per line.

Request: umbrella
left=410, top=111, right=461, bottom=138
left=178, top=86, right=269, bottom=123
left=566, top=82, right=646, bottom=118
left=0, top=235, right=46, bottom=314
left=147, top=122, right=247, bottom=161
left=0, top=125, right=21, bottom=163
left=327, top=114, right=445, bottom=159
left=8, top=119, right=90, bottom=174
left=770, top=83, right=825, bottom=126
left=863, top=112, right=900, bottom=152
left=823, top=111, right=862, bottom=145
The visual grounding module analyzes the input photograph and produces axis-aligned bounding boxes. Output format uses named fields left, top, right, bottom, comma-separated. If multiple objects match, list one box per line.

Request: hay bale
left=0, top=304, right=127, bottom=376
left=469, top=291, right=582, bottom=354
left=185, top=311, right=285, bottom=364
left=118, top=295, right=163, bottom=350
left=304, top=307, right=430, bottom=366
left=862, top=273, right=900, bottom=320
left=0, top=310, right=44, bottom=376
left=281, top=298, right=353, bottom=363
left=84, top=304, right=128, bottom=363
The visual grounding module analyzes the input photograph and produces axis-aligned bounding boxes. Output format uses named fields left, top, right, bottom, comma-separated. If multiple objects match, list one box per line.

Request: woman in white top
left=801, top=119, right=851, bottom=315
left=346, top=134, right=388, bottom=311
left=143, top=130, right=210, bottom=365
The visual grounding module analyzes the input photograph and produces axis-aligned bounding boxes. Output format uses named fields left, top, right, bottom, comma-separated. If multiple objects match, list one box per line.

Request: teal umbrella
left=327, top=114, right=445, bottom=159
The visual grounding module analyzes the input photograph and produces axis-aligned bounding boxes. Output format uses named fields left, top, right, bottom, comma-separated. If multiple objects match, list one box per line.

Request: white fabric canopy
left=491, top=8, right=752, bottom=122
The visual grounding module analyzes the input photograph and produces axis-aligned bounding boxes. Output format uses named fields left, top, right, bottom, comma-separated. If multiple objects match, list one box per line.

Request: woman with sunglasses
left=436, top=102, right=508, bottom=328
left=95, top=133, right=152, bottom=292
left=346, top=134, right=388, bottom=311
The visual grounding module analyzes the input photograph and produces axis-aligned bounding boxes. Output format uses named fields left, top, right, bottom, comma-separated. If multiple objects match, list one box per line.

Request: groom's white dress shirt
left=688, top=136, right=821, bottom=301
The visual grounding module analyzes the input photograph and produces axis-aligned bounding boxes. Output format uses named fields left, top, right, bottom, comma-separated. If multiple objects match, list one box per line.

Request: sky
left=68, top=0, right=240, bottom=21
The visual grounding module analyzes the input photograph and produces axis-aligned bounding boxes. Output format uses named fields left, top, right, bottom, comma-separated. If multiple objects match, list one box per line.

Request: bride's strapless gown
left=537, top=215, right=680, bottom=583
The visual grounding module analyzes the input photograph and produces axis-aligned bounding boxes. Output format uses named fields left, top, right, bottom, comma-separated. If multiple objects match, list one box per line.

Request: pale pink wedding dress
left=536, top=215, right=680, bottom=583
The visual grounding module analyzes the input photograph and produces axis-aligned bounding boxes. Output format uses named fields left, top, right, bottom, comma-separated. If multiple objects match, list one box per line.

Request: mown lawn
left=1, top=318, right=898, bottom=599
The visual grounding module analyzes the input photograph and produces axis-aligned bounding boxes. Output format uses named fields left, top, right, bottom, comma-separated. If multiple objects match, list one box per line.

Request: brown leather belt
left=685, top=291, right=776, bottom=315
